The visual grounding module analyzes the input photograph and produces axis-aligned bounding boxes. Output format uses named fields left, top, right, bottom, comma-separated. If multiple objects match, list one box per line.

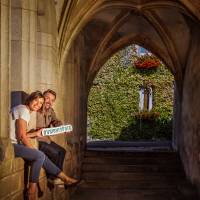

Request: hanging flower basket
left=133, top=55, right=161, bottom=70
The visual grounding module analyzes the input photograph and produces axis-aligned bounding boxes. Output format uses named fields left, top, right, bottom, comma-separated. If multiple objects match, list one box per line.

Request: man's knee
left=38, top=142, right=49, bottom=151
left=51, top=142, right=66, bottom=154
left=39, top=142, right=56, bottom=155
left=60, top=146, right=66, bottom=155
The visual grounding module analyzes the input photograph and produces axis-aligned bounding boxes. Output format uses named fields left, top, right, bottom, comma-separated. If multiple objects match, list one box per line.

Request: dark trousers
left=38, top=141, right=66, bottom=179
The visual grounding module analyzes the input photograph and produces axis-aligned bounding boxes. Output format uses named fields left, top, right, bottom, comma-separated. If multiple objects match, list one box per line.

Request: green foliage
left=88, top=48, right=174, bottom=141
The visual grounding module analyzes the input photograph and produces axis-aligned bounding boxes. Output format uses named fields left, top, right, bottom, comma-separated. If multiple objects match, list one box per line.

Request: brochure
left=42, top=125, right=73, bottom=136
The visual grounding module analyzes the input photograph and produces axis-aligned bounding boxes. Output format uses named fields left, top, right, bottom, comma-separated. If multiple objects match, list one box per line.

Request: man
left=36, top=89, right=66, bottom=184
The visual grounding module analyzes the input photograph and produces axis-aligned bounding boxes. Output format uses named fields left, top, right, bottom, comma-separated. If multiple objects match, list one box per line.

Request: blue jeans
left=13, top=144, right=61, bottom=183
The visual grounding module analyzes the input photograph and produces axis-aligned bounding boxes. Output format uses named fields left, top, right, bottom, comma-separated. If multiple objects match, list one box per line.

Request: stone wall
left=0, top=0, right=82, bottom=199
left=57, top=0, right=200, bottom=194
left=180, top=19, right=200, bottom=192
left=1, top=0, right=200, bottom=199
left=58, top=32, right=87, bottom=180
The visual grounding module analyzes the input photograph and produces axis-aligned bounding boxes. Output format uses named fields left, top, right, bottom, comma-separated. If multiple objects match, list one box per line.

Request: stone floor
left=71, top=141, right=199, bottom=200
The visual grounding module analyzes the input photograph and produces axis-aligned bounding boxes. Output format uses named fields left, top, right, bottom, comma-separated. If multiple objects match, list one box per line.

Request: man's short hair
left=43, top=89, right=56, bottom=99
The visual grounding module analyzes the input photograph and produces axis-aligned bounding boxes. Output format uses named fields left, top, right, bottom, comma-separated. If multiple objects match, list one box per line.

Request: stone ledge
left=0, top=137, right=40, bottom=160
left=12, top=157, right=24, bottom=173
left=0, top=159, right=12, bottom=179
left=0, top=138, right=14, bottom=162
left=10, top=190, right=24, bottom=200
left=0, top=170, right=24, bottom=199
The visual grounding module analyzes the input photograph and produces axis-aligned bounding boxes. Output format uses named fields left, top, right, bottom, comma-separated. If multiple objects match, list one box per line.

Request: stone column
left=181, top=21, right=200, bottom=191
left=0, top=0, right=12, bottom=172
left=0, top=1, right=25, bottom=199
left=0, top=0, right=10, bottom=140
left=172, top=81, right=182, bottom=151
left=10, top=0, right=37, bottom=92
left=36, top=0, right=59, bottom=91
left=59, top=33, right=87, bottom=179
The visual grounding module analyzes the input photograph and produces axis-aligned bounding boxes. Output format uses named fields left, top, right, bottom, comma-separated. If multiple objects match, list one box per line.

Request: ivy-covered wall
left=88, top=46, right=174, bottom=141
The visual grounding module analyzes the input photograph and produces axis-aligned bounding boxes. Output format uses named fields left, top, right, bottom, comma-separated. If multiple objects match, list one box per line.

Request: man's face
left=44, top=92, right=56, bottom=110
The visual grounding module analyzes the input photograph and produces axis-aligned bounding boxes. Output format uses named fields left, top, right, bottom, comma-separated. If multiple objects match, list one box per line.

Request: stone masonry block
left=40, top=168, right=46, bottom=178
left=10, top=171, right=24, bottom=196
left=0, top=138, right=14, bottom=161
left=11, top=7, right=22, bottom=41
left=10, top=190, right=24, bottom=200
left=0, top=195, right=10, bottom=200
left=0, top=159, right=12, bottom=179
left=5, top=141, right=15, bottom=160
left=21, top=9, right=30, bottom=42
left=37, top=32, right=56, bottom=47
left=1, top=0, right=9, bottom=6
left=1, top=4, right=9, bottom=35
left=11, top=0, right=37, bottom=11
left=12, top=158, right=24, bottom=173
left=0, top=173, right=21, bottom=198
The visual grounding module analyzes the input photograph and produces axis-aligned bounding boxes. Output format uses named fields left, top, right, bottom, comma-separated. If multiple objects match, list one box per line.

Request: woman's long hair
left=24, top=91, right=44, bottom=108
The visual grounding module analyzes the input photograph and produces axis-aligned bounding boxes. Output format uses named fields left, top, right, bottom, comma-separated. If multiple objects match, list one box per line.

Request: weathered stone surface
left=11, top=0, right=37, bottom=11
left=71, top=150, right=199, bottom=200
left=0, top=2, right=10, bottom=139
left=1, top=0, right=200, bottom=199
left=0, top=171, right=24, bottom=198
left=10, top=191, right=24, bottom=200
left=0, top=139, right=14, bottom=161
left=0, top=140, right=5, bottom=162
left=12, top=158, right=24, bottom=173
left=0, top=159, right=13, bottom=179
left=180, top=21, right=200, bottom=184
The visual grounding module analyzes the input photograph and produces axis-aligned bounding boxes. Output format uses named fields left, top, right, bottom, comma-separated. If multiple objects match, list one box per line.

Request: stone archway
left=58, top=0, right=200, bottom=192
left=1, top=1, right=200, bottom=198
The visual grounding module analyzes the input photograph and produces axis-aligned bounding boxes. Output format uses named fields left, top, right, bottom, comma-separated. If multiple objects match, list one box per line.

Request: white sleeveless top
left=9, top=105, right=30, bottom=144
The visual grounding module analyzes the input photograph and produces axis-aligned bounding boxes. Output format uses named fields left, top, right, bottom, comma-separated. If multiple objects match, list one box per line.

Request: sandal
left=65, top=179, right=84, bottom=187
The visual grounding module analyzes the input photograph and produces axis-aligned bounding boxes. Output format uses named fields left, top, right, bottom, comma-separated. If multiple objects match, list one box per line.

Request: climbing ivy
left=88, top=47, right=174, bottom=141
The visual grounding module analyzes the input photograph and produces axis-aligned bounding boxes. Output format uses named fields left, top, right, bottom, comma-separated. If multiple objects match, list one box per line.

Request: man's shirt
left=36, top=107, right=62, bottom=143
left=36, top=107, right=62, bottom=128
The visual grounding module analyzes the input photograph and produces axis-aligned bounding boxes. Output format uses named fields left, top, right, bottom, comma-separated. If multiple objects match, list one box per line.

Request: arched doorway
left=59, top=0, right=200, bottom=192
left=87, top=44, right=175, bottom=151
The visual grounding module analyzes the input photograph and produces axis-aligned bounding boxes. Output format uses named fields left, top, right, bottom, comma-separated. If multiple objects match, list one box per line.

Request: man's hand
left=35, top=128, right=43, bottom=137
left=35, top=127, right=52, bottom=144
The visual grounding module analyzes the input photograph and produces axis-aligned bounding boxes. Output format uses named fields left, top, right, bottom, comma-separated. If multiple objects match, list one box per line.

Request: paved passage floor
left=71, top=141, right=199, bottom=200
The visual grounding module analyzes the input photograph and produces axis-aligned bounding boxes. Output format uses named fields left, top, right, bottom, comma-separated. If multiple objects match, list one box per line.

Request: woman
left=10, top=91, right=78, bottom=200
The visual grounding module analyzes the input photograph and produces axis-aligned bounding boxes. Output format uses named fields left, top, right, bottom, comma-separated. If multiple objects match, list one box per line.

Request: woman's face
left=29, top=97, right=44, bottom=111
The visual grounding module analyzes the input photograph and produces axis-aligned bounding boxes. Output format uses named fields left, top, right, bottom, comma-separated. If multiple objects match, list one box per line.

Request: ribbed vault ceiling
left=56, top=0, right=200, bottom=91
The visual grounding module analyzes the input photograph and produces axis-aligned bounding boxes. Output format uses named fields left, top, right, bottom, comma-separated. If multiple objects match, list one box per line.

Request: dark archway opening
left=87, top=44, right=174, bottom=152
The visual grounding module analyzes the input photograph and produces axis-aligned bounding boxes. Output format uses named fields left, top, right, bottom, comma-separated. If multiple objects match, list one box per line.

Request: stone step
left=73, top=180, right=199, bottom=200
left=82, top=163, right=184, bottom=173
left=71, top=150, right=199, bottom=200
left=83, top=156, right=181, bottom=165
left=84, top=150, right=177, bottom=158
left=71, top=188, right=184, bottom=200
left=79, top=180, right=183, bottom=190
left=82, top=171, right=185, bottom=181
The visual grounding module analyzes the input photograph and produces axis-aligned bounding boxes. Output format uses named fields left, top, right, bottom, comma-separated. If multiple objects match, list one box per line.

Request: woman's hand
left=27, top=128, right=43, bottom=138
left=35, top=128, right=43, bottom=137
